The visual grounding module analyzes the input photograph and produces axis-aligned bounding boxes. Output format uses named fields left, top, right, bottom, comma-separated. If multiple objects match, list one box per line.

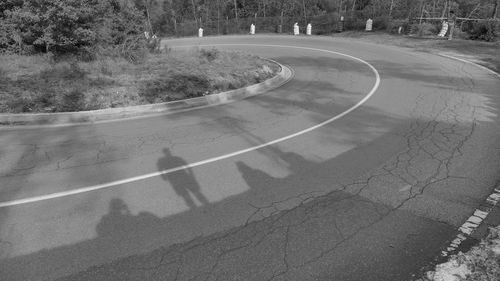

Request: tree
left=0, top=0, right=146, bottom=56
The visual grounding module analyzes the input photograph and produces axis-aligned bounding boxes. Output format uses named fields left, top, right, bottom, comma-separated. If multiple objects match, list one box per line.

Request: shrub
left=199, top=48, right=219, bottom=62
left=373, top=16, right=391, bottom=31
left=453, top=27, right=469, bottom=40
left=57, top=89, right=86, bottom=112
left=411, top=23, right=439, bottom=36
left=140, top=74, right=212, bottom=103
left=0, top=0, right=147, bottom=58
left=39, top=61, right=87, bottom=80
left=310, top=13, right=340, bottom=34
left=387, top=19, right=409, bottom=34
left=7, top=95, right=36, bottom=113
left=467, top=20, right=498, bottom=42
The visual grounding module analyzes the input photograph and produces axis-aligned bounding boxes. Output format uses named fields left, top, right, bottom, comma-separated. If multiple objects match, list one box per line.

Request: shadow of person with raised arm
left=157, top=148, right=209, bottom=209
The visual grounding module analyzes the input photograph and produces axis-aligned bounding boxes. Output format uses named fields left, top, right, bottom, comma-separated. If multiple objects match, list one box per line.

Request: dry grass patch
left=0, top=48, right=278, bottom=113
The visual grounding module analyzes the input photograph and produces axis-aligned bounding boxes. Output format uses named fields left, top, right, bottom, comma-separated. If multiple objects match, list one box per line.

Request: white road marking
left=0, top=44, right=380, bottom=208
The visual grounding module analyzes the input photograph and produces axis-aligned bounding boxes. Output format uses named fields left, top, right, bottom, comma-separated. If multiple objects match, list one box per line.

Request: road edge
left=0, top=60, right=292, bottom=127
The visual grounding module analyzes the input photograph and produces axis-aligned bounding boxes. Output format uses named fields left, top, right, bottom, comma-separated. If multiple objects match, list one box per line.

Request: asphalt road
left=1, top=35, right=499, bottom=281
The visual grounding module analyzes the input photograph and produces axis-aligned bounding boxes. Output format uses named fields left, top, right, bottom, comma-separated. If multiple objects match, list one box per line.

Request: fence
left=159, top=12, right=497, bottom=41
left=166, top=13, right=410, bottom=38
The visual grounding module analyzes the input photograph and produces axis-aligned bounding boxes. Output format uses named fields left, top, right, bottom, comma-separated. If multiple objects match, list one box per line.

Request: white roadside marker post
left=293, top=23, right=299, bottom=35
left=365, top=18, right=373, bottom=31
left=306, top=23, right=312, bottom=35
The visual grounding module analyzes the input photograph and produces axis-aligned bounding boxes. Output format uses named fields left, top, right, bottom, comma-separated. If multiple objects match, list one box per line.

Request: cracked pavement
left=1, top=36, right=499, bottom=281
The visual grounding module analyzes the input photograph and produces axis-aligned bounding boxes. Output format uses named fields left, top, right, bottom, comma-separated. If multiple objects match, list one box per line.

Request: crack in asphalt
left=77, top=76, right=483, bottom=281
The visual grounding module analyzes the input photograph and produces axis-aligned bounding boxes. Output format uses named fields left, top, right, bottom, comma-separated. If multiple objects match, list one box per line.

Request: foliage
left=418, top=226, right=500, bottom=281
left=133, top=0, right=498, bottom=41
left=467, top=20, right=499, bottom=42
left=0, top=0, right=147, bottom=58
left=411, top=22, right=440, bottom=36
left=0, top=49, right=278, bottom=113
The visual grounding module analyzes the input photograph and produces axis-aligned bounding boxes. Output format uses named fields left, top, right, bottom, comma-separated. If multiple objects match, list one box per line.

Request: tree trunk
left=493, top=0, right=499, bottom=19
left=144, top=0, right=153, bottom=33
left=302, top=0, right=307, bottom=25
left=191, top=0, right=198, bottom=26
left=419, top=0, right=425, bottom=24
left=234, top=0, right=238, bottom=21
left=441, top=0, right=448, bottom=19
left=206, top=0, right=209, bottom=24
left=217, top=0, right=220, bottom=34
left=280, top=0, right=285, bottom=27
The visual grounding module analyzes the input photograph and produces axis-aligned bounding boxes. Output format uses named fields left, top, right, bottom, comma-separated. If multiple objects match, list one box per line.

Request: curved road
left=0, top=35, right=499, bottom=281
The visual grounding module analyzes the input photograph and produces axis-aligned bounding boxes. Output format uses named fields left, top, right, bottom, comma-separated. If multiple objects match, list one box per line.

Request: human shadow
left=95, top=198, right=163, bottom=240
left=157, top=148, right=209, bottom=209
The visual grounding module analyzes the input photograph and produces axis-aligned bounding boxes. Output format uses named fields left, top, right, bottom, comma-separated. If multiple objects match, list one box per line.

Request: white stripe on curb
left=0, top=45, right=380, bottom=208
left=438, top=53, right=500, bottom=257
left=441, top=187, right=500, bottom=257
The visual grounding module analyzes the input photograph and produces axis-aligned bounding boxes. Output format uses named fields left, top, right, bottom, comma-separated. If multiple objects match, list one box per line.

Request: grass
left=417, top=226, right=500, bottom=281
left=0, top=48, right=279, bottom=113
left=333, top=31, right=500, bottom=73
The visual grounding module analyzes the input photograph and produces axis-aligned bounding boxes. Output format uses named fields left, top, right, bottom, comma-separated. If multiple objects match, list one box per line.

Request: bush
left=411, top=22, right=439, bottom=36
left=453, top=27, right=469, bottom=40
left=57, top=89, right=86, bottom=112
left=0, top=0, right=147, bottom=58
left=373, top=16, right=391, bottom=31
left=199, top=48, right=219, bottom=62
left=140, top=74, right=212, bottom=103
left=7, top=95, right=37, bottom=113
left=386, top=19, right=409, bottom=34
left=467, top=20, right=498, bottom=42
left=310, top=13, right=340, bottom=34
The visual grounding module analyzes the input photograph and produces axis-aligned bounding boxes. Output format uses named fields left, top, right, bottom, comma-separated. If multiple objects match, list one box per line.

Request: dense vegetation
left=0, top=48, right=278, bottom=113
left=1, top=0, right=499, bottom=57
left=0, top=1, right=497, bottom=113
left=135, top=0, right=499, bottom=40
left=0, top=0, right=149, bottom=58
left=0, top=1, right=279, bottom=113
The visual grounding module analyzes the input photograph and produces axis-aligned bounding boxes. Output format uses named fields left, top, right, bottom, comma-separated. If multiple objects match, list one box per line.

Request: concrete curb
left=0, top=60, right=292, bottom=127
